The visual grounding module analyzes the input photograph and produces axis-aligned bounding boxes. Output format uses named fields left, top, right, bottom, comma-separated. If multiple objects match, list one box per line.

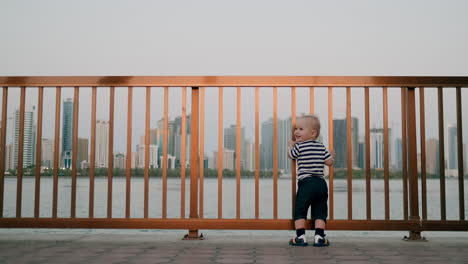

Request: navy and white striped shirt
left=289, top=140, right=332, bottom=180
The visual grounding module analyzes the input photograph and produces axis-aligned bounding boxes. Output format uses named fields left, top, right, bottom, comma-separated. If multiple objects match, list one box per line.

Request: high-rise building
left=137, top=144, right=158, bottom=168
left=5, top=144, right=13, bottom=171
left=41, top=139, right=54, bottom=168
left=13, top=108, right=36, bottom=168
left=245, top=140, right=255, bottom=172
left=447, top=124, right=457, bottom=170
left=213, top=149, right=235, bottom=170
left=426, top=139, right=440, bottom=175
left=394, top=138, right=403, bottom=170
left=62, top=98, right=73, bottom=168
left=333, top=117, right=359, bottom=169
left=131, top=152, right=138, bottom=169
left=77, top=138, right=88, bottom=168
left=278, top=118, right=292, bottom=173
left=260, top=119, right=273, bottom=170
left=114, top=153, right=126, bottom=169
left=370, top=128, right=383, bottom=169
left=96, top=120, right=109, bottom=168
left=357, top=141, right=365, bottom=170
left=224, top=125, right=246, bottom=170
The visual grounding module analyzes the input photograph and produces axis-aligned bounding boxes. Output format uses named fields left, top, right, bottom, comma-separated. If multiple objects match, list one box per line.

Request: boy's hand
left=330, top=149, right=336, bottom=158
left=288, top=140, right=296, bottom=149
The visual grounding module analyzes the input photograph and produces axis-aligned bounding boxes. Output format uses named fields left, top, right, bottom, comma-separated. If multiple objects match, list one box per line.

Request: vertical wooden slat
left=407, top=87, right=420, bottom=221
left=162, top=87, right=168, bottom=219
left=52, top=87, right=61, bottom=218
left=328, top=87, right=334, bottom=220
left=125, top=87, right=132, bottom=218
left=401, top=88, right=409, bottom=220
left=365, top=87, right=371, bottom=220
left=310, top=87, right=315, bottom=114
left=383, top=87, right=390, bottom=220
left=89, top=87, right=96, bottom=218
left=346, top=87, right=352, bottom=220
left=217, top=87, right=223, bottom=219
left=419, top=87, right=427, bottom=220
left=291, top=87, right=297, bottom=219
left=107, top=87, right=114, bottom=218
left=180, top=87, right=187, bottom=219
left=16, top=87, right=26, bottom=217
left=273, top=87, right=278, bottom=219
left=34, top=87, right=43, bottom=218
left=438, top=87, right=446, bottom=220
left=71, top=87, right=79, bottom=218
left=236, top=87, right=241, bottom=219
left=144, top=87, right=150, bottom=218
left=199, top=87, right=205, bottom=219
left=456, top=87, right=465, bottom=221
left=0, top=87, right=7, bottom=217
left=255, top=87, right=260, bottom=219
left=190, top=87, right=200, bottom=219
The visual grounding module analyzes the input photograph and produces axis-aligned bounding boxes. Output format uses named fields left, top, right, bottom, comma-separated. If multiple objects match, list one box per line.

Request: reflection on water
left=2, top=177, right=467, bottom=220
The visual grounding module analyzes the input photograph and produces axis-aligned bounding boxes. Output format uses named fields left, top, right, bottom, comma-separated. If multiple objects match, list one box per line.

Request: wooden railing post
left=405, top=87, right=424, bottom=241
left=184, top=86, right=203, bottom=239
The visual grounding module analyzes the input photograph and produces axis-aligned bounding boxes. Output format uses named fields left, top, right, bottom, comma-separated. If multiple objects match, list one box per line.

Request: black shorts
left=294, top=176, right=328, bottom=222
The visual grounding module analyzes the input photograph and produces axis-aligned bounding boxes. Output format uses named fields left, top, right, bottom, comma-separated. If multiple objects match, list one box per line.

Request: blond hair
left=297, top=114, right=321, bottom=137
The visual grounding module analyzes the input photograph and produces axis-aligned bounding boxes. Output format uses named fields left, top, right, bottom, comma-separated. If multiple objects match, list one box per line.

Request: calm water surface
left=3, top=177, right=467, bottom=221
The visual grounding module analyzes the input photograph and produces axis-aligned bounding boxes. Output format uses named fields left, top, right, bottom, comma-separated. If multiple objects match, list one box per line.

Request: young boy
left=288, top=115, right=334, bottom=247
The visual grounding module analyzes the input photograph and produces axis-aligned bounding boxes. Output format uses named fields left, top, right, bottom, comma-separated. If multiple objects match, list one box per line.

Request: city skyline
left=4, top=98, right=466, bottom=176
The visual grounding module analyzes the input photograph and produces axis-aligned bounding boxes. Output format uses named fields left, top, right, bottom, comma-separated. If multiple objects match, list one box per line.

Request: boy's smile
left=294, top=118, right=317, bottom=142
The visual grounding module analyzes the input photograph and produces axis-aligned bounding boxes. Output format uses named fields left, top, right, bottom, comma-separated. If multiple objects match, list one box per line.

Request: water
left=3, top=177, right=467, bottom=221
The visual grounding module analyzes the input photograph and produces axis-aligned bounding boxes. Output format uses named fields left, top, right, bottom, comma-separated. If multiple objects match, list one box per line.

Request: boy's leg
left=314, top=219, right=325, bottom=229
left=295, top=219, right=306, bottom=229
left=314, top=219, right=326, bottom=238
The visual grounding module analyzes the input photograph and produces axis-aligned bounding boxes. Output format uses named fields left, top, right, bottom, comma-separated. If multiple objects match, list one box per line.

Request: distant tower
left=333, top=117, right=359, bottom=169
left=62, top=98, right=73, bottom=168
left=13, top=107, right=36, bottom=168
left=96, top=120, right=109, bottom=168
left=447, top=124, right=458, bottom=170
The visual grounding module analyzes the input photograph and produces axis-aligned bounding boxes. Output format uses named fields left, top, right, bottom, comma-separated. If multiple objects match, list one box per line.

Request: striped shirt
left=289, top=140, right=332, bottom=180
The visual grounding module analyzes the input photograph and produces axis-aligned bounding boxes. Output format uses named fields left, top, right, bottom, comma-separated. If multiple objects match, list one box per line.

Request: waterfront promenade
left=0, top=230, right=467, bottom=264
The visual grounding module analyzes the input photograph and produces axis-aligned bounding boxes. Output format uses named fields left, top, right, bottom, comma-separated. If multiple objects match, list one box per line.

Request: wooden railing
left=0, top=76, right=467, bottom=240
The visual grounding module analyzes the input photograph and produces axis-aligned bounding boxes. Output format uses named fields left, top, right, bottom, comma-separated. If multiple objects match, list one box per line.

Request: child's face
left=294, top=118, right=317, bottom=142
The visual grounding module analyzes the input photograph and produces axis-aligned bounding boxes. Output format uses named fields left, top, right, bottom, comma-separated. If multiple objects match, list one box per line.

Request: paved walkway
left=0, top=230, right=467, bottom=264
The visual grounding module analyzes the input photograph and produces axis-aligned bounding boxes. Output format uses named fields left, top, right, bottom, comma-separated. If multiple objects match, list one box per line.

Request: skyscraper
left=41, top=139, right=54, bottom=168
left=370, top=128, right=383, bottom=169
left=278, top=117, right=292, bottom=173
left=245, top=140, right=255, bottom=172
left=333, top=117, right=359, bottom=169
left=426, top=139, right=440, bottom=175
left=357, top=141, right=365, bottom=170
left=114, top=153, right=126, bottom=169
left=5, top=144, right=13, bottom=171
left=224, top=125, right=246, bottom=170
left=260, top=119, right=273, bottom=170
left=213, top=149, right=235, bottom=170
left=447, top=124, right=457, bottom=170
left=394, top=138, right=403, bottom=170
left=13, top=108, right=36, bottom=168
left=62, top=98, right=73, bottom=168
left=369, top=128, right=392, bottom=169
left=96, top=120, right=109, bottom=168
left=77, top=138, right=88, bottom=168
left=137, top=144, right=158, bottom=168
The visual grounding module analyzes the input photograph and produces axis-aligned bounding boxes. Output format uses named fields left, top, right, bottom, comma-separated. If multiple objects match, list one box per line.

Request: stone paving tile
left=0, top=233, right=467, bottom=264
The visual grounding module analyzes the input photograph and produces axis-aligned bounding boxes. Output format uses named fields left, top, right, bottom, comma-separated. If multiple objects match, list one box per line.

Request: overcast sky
left=1, top=0, right=468, bottom=156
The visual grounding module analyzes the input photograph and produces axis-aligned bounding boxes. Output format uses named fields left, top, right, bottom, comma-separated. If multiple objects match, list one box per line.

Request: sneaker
left=313, top=234, right=330, bottom=247
left=289, top=234, right=308, bottom=246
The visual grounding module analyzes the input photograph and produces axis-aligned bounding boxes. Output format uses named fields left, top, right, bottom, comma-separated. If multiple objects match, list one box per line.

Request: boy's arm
left=324, top=149, right=335, bottom=166
left=288, top=140, right=299, bottom=159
